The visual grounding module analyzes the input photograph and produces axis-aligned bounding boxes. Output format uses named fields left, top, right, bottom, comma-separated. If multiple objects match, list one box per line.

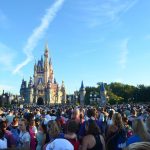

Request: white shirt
left=19, top=131, right=30, bottom=147
left=0, top=138, right=7, bottom=149
left=46, top=139, right=74, bottom=150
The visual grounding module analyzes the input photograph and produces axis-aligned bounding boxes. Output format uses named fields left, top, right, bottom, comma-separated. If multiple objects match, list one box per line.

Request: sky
left=0, top=0, right=150, bottom=94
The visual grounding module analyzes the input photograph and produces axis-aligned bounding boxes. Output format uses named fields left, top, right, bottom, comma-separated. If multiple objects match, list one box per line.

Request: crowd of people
left=0, top=103, right=150, bottom=150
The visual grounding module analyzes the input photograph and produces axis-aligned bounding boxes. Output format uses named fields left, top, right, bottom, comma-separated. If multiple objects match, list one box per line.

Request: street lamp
left=75, top=95, right=78, bottom=104
left=90, top=93, right=93, bottom=104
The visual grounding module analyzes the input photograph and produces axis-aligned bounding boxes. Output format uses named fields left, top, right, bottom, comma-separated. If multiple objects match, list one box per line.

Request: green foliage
left=84, top=82, right=150, bottom=105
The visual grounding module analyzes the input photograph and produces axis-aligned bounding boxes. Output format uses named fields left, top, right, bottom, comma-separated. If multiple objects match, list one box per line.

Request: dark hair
left=108, top=110, right=114, bottom=119
left=0, top=129, right=5, bottom=139
left=0, top=120, right=7, bottom=130
left=13, top=116, right=19, bottom=123
left=67, top=120, right=78, bottom=133
left=41, top=122, right=47, bottom=134
left=86, top=120, right=101, bottom=135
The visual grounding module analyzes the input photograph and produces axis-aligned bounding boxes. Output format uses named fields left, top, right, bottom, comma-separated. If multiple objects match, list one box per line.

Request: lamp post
left=75, top=95, right=78, bottom=104
left=90, top=92, right=93, bottom=104
left=2, top=95, right=6, bottom=106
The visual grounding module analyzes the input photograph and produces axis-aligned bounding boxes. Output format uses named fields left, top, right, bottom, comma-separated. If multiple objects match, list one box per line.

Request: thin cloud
left=76, top=0, right=138, bottom=27
left=13, top=0, right=65, bottom=74
left=119, top=38, right=129, bottom=69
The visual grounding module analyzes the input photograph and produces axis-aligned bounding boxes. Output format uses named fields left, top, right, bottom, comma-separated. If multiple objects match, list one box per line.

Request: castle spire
left=45, top=42, right=49, bottom=52
left=80, top=80, right=85, bottom=90
left=44, top=42, right=49, bottom=58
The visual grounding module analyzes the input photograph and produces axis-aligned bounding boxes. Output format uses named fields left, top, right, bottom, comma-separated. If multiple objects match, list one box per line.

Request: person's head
left=112, top=113, right=123, bottom=129
left=122, top=116, right=129, bottom=125
left=71, top=108, right=80, bottom=120
left=38, top=122, right=47, bottom=134
left=146, top=117, right=150, bottom=131
left=85, top=120, right=101, bottom=135
left=47, top=120, right=60, bottom=138
left=91, top=108, right=97, bottom=118
left=0, top=120, right=7, bottom=131
left=108, top=110, right=114, bottom=119
left=29, top=118, right=35, bottom=127
left=19, top=119, right=27, bottom=132
left=132, top=118, right=150, bottom=141
left=131, top=109, right=137, bottom=116
left=67, top=120, right=78, bottom=133
left=124, top=142, right=150, bottom=150
left=12, top=116, right=19, bottom=126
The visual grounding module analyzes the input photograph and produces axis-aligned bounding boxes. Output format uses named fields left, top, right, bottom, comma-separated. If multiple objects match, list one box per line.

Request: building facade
left=20, top=44, right=66, bottom=105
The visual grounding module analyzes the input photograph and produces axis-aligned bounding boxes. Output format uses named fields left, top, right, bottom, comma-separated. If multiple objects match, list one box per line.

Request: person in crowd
left=81, top=119, right=105, bottom=150
left=126, top=118, right=150, bottom=146
left=122, top=116, right=133, bottom=138
left=51, top=109, right=57, bottom=121
left=79, top=108, right=103, bottom=139
left=6, top=110, right=15, bottom=126
left=36, top=122, right=47, bottom=150
left=71, top=108, right=81, bottom=124
left=7, top=116, right=20, bottom=147
left=28, top=117, right=37, bottom=150
left=43, top=120, right=64, bottom=150
left=18, top=118, right=30, bottom=150
left=106, top=113, right=127, bottom=150
left=65, top=120, right=80, bottom=150
left=44, top=110, right=51, bottom=125
left=0, top=129, right=7, bottom=149
left=128, top=109, right=137, bottom=127
left=146, top=116, right=150, bottom=134
left=107, top=109, right=114, bottom=126
left=45, top=138, right=74, bottom=150
left=0, top=120, right=16, bottom=149
left=124, top=142, right=150, bottom=150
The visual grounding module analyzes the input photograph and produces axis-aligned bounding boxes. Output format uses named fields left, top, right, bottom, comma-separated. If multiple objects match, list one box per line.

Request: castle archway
left=37, top=97, right=44, bottom=105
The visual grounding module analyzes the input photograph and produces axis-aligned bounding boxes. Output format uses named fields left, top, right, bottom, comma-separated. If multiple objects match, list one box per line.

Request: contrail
left=13, top=0, right=65, bottom=74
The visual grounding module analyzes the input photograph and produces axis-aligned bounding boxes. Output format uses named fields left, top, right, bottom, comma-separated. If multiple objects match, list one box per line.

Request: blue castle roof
left=100, top=82, right=105, bottom=92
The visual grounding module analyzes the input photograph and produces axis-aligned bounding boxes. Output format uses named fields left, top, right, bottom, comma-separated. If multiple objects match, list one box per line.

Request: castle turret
left=100, top=82, right=107, bottom=106
left=34, top=61, right=37, bottom=82
left=27, top=77, right=33, bottom=103
left=49, top=58, right=54, bottom=83
left=61, top=81, right=66, bottom=104
left=45, top=79, right=51, bottom=105
left=44, top=43, right=49, bottom=85
left=79, top=81, right=86, bottom=105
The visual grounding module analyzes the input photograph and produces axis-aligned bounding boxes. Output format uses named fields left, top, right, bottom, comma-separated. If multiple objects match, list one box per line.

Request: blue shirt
left=126, top=135, right=142, bottom=146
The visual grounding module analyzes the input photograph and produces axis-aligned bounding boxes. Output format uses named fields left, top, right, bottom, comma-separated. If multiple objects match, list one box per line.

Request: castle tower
left=27, top=77, right=33, bottom=103
left=60, top=80, right=66, bottom=104
left=45, top=79, right=51, bottom=105
left=49, top=58, right=54, bottom=83
left=79, top=81, right=86, bottom=105
left=100, top=82, right=107, bottom=106
left=44, top=43, right=49, bottom=85
left=34, top=61, right=37, bottom=85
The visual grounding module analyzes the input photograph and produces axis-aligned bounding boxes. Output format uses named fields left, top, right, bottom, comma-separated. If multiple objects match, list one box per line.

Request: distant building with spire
left=79, top=81, right=86, bottom=105
left=20, top=43, right=66, bottom=105
left=100, top=82, right=107, bottom=105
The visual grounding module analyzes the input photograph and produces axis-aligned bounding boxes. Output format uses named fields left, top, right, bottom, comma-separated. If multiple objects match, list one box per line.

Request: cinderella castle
left=20, top=44, right=66, bottom=105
